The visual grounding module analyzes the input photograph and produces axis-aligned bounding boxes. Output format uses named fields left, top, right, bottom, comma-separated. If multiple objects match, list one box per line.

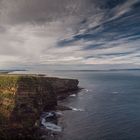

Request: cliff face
left=0, top=75, right=79, bottom=138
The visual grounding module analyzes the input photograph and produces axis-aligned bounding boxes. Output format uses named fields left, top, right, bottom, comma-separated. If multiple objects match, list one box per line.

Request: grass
left=0, top=75, right=41, bottom=123
left=0, top=75, right=20, bottom=89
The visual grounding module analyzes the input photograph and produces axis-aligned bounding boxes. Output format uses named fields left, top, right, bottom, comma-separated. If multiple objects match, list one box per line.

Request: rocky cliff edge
left=0, top=75, right=79, bottom=139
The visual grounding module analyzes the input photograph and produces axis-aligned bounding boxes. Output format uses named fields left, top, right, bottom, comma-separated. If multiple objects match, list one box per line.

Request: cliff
left=0, top=75, right=79, bottom=139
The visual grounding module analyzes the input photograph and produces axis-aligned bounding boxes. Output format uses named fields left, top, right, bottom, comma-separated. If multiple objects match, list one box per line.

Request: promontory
left=0, top=74, right=79, bottom=139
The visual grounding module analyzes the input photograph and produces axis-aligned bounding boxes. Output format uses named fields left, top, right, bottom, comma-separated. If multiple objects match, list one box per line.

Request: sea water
left=12, top=70, right=140, bottom=140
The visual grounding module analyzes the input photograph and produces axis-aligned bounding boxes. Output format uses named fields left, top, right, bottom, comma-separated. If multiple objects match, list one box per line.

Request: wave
left=70, top=107, right=84, bottom=111
left=41, top=119, right=62, bottom=132
left=112, top=91, right=119, bottom=94
left=41, top=111, right=63, bottom=132
left=70, top=94, right=76, bottom=97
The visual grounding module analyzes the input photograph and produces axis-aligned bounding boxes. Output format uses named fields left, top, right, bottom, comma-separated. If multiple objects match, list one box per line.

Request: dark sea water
left=12, top=70, right=140, bottom=140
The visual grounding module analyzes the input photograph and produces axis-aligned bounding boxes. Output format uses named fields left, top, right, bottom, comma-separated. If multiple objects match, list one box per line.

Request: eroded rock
left=0, top=75, right=79, bottom=139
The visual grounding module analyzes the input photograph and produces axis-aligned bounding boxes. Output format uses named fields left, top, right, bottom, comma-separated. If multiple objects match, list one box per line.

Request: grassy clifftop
left=0, top=75, right=43, bottom=124
left=0, top=75, right=19, bottom=88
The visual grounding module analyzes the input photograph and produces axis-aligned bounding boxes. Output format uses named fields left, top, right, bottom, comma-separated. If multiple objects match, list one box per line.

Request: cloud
left=0, top=0, right=140, bottom=68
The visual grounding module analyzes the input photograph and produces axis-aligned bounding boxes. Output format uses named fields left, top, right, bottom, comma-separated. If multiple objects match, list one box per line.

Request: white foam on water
left=41, top=111, right=63, bottom=119
left=45, top=112, right=54, bottom=118
left=70, top=107, right=84, bottom=111
left=112, top=91, right=119, bottom=94
left=70, top=94, right=76, bottom=97
left=41, top=119, right=62, bottom=132
left=82, top=89, right=92, bottom=93
left=55, top=111, right=63, bottom=117
left=84, top=89, right=89, bottom=92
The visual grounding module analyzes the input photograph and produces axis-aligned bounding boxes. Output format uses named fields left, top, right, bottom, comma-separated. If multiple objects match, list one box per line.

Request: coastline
left=0, top=74, right=79, bottom=139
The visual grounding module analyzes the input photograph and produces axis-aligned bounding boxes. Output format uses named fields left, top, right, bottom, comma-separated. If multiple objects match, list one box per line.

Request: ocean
left=12, top=70, right=140, bottom=140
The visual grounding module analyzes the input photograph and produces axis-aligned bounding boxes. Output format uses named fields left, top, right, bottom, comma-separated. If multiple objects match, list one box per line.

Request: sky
left=0, top=0, right=140, bottom=69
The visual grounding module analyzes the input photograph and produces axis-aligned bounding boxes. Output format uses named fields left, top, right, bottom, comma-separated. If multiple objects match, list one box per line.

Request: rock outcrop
left=0, top=75, right=79, bottom=139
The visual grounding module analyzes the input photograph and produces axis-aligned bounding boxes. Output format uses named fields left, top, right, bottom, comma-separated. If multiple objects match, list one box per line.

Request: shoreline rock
left=0, top=74, right=79, bottom=139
